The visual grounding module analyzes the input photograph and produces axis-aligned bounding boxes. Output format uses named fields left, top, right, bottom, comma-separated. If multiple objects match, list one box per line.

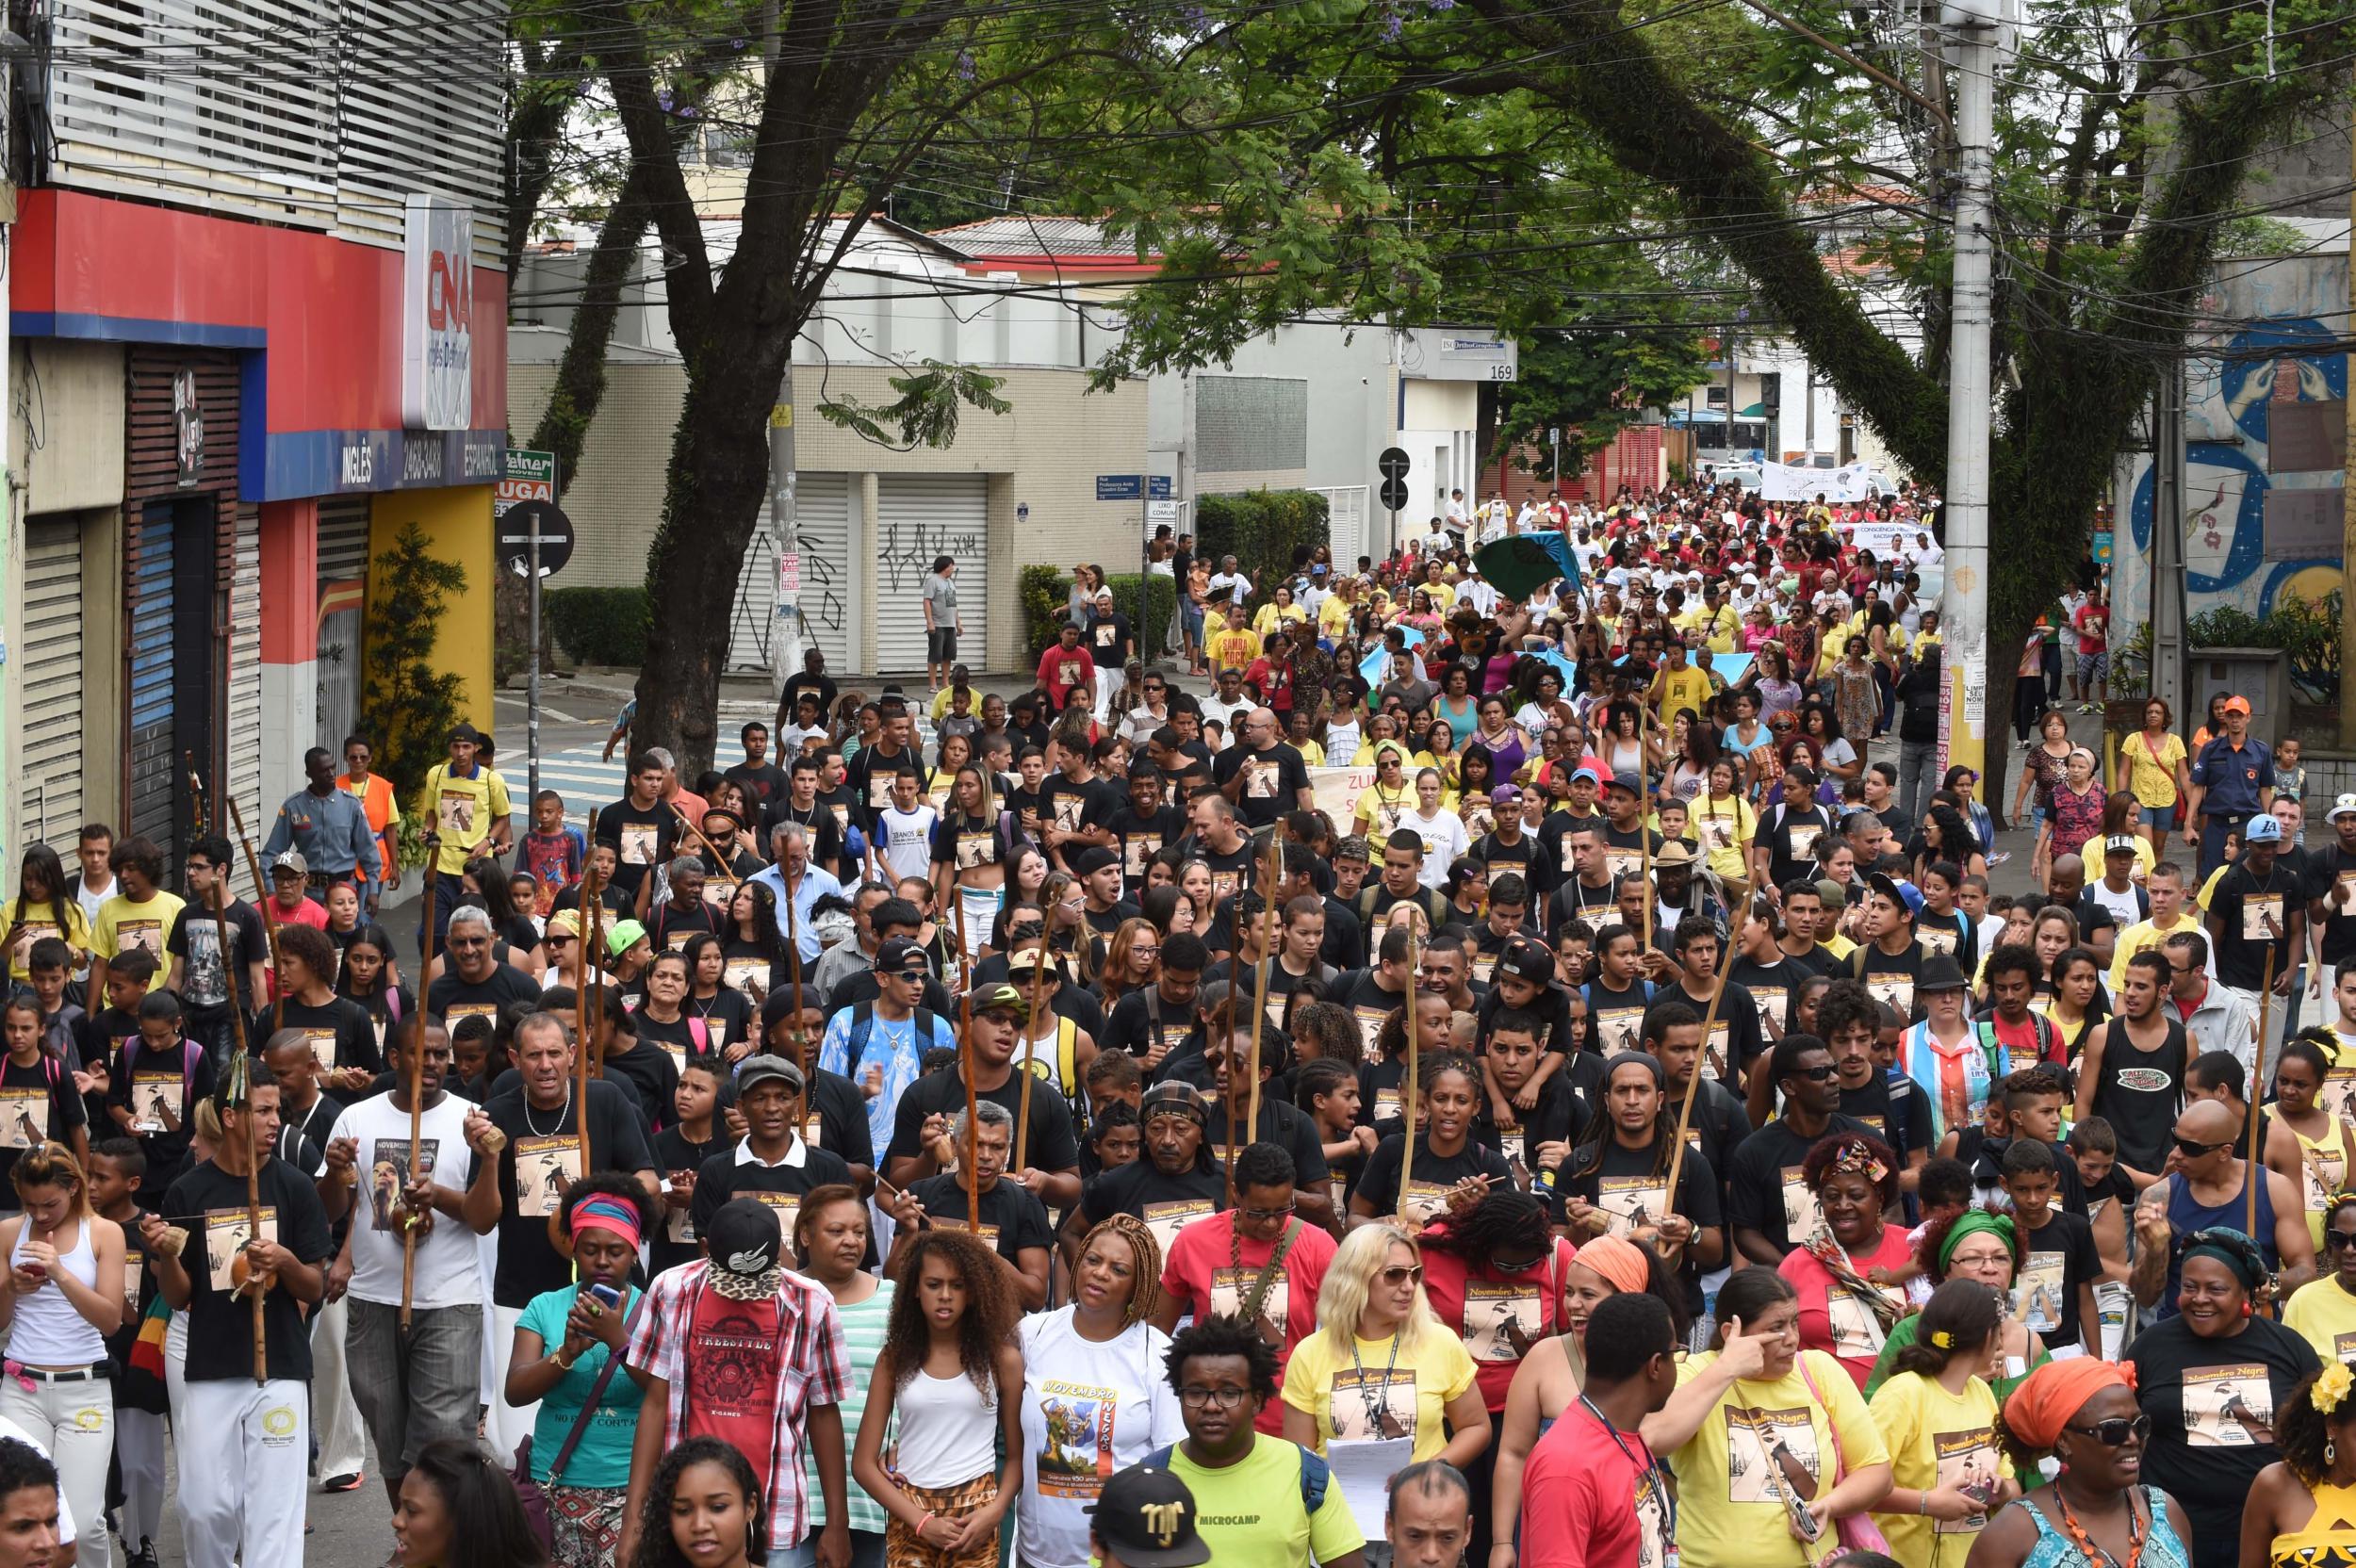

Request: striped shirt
left=804, top=1280, right=894, bottom=1534
left=625, top=1261, right=853, bottom=1550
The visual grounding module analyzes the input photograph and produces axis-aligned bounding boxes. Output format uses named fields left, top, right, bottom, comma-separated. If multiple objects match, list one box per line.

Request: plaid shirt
left=625, top=1263, right=852, bottom=1549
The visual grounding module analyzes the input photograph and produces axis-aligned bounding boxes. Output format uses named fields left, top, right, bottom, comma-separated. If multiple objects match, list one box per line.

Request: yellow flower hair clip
left=1930, top=1331, right=1955, bottom=1349
left=2313, top=1362, right=2354, bottom=1415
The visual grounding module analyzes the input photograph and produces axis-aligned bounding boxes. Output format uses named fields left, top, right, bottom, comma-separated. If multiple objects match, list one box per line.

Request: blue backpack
left=1143, top=1443, right=1331, bottom=1516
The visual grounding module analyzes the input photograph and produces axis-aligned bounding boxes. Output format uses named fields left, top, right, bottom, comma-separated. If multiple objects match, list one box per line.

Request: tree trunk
left=527, top=169, right=653, bottom=498
left=630, top=359, right=787, bottom=779
left=502, top=40, right=588, bottom=290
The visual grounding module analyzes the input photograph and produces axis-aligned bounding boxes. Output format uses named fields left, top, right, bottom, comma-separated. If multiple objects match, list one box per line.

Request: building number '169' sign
left=401, top=193, right=474, bottom=432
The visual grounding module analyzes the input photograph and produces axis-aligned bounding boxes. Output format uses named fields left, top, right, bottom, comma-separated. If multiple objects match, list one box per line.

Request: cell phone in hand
left=587, top=1282, right=623, bottom=1312
left=19, top=1263, right=46, bottom=1282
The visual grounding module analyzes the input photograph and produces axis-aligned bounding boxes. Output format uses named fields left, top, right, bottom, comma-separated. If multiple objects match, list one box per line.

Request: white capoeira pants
left=116, top=1407, right=166, bottom=1551
left=308, top=1292, right=367, bottom=1481
left=484, top=1301, right=539, bottom=1467
left=172, top=1378, right=309, bottom=1568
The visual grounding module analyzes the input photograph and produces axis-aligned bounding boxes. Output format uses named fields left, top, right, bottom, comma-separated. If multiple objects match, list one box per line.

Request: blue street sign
left=1096, top=474, right=1142, bottom=500
left=1148, top=475, right=1172, bottom=499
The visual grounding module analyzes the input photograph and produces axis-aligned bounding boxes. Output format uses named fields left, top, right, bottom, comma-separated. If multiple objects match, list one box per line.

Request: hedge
left=1193, top=488, right=1331, bottom=590
left=546, top=585, right=652, bottom=666
left=1019, top=565, right=1178, bottom=662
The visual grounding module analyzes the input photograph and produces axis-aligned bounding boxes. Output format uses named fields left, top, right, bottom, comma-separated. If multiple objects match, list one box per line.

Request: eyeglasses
left=2067, top=1414, right=2151, bottom=1447
left=1178, top=1386, right=1250, bottom=1410
left=1378, top=1265, right=1425, bottom=1286
left=1947, top=1249, right=2013, bottom=1269
left=1239, top=1201, right=1296, bottom=1221
left=2172, top=1135, right=2233, bottom=1159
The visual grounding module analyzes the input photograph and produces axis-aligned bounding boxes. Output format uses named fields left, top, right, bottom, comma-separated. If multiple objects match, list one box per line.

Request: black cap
left=875, top=936, right=932, bottom=978
left=1089, top=1466, right=1212, bottom=1568
left=703, top=1200, right=784, bottom=1299
left=1070, top=845, right=1119, bottom=878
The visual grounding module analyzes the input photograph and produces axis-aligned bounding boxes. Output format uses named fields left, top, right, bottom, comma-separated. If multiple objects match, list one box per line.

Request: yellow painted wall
left=368, top=485, right=497, bottom=724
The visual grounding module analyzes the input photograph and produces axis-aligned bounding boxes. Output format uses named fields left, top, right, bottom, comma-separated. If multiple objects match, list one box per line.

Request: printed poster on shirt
left=1698, top=814, right=1738, bottom=853
left=618, top=824, right=660, bottom=868
left=1598, top=1175, right=1671, bottom=1237
left=1633, top=1463, right=1671, bottom=1568
left=1470, top=950, right=1498, bottom=987
left=2017, top=1250, right=2067, bottom=1331
left=1399, top=1180, right=1452, bottom=1229
left=1787, top=824, right=1823, bottom=862
left=2244, top=894, right=2286, bottom=943
left=123, top=1248, right=143, bottom=1314
left=2304, top=1142, right=2347, bottom=1214
left=1121, top=835, right=1162, bottom=882
left=1492, top=1123, right=1527, bottom=1177
left=1920, top=926, right=1958, bottom=959
left=129, top=1070, right=183, bottom=1135
left=1595, top=1006, right=1645, bottom=1056
left=437, top=791, right=480, bottom=841
left=366, top=1137, right=439, bottom=1232
left=1726, top=1403, right=1822, bottom=1505
left=303, top=1028, right=340, bottom=1074
left=1702, top=1021, right=1733, bottom=1081
left=1354, top=1007, right=1391, bottom=1064
left=2334, top=1331, right=2356, bottom=1362
left=1034, top=1381, right=1119, bottom=1499
left=1141, top=1199, right=1216, bottom=1255
left=1781, top=1168, right=1823, bottom=1240
left=1462, top=1283, right=1543, bottom=1363
left=0, top=1088, right=44, bottom=1151
left=1329, top=1368, right=1417, bottom=1444
left=112, top=920, right=167, bottom=960
left=723, top=956, right=769, bottom=993
left=1210, top=869, right=1242, bottom=903
left=2183, top=1363, right=2275, bottom=1446
left=1208, top=1266, right=1288, bottom=1347
left=7, top=922, right=57, bottom=973
left=204, top=1207, right=276, bottom=1294
left=931, top=1216, right=1002, bottom=1248
left=746, top=1190, right=802, bottom=1233
left=515, top=1135, right=583, bottom=1219
left=1827, top=1287, right=1895, bottom=1361
left=1245, top=760, right=1278, bottom=800
left=869, top=775, right=896, bottom=810
left=956, top=833, right=995, bottom=872
left=1604, top=850, right=1643, bottom=884
left=1863, top=973, right=1915, bottom=1018
left=444, top=1001, right=499, bottom=1028
left=1934, top=1428, right=2002, bottom=1532
left=2323, top=1070, right=2356, bottom=1125
left=1751, top=987, right=1788, bottom=1038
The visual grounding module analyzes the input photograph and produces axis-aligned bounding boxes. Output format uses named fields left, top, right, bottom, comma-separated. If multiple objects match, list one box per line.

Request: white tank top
left=8, top=1217, right=104, bottom=1364
left=892, top=1365, right=999, bottom=1488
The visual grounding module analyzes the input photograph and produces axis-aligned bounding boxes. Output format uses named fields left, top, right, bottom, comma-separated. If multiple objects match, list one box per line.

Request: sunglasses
left=2067, top=1414, right=2151, bottom=1447
left=2326, top=1230, right=2356, bottom=1250
left=2172, top=1135, right=2233, bottom=1159
left=1791, top=1063, right=1839, bottom=1082
left=1379, top=1265, right=1425, bottom=1287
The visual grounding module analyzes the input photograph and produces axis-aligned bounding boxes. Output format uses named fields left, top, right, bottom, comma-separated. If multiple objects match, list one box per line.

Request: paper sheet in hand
left=1329, top=1436, right=1414, bottom=1538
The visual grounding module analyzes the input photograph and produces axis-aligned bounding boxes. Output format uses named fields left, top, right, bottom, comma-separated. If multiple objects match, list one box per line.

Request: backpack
left=1143, top=1444, right=1330, bottom=1518
left=120, top=1038, right=198, bottom=1126
left=1358, top=885, right=1447, bottom=930
left=846, top=1002, right=944, bottom=1066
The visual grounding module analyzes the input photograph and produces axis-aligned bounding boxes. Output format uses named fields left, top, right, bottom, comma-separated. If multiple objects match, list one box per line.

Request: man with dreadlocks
left=1154, top=1143, right=1337, bottom=1435
left=1558, top=1047, right=1723, bottom=1328
left=1015, top=1213, right=1186, bottom=1568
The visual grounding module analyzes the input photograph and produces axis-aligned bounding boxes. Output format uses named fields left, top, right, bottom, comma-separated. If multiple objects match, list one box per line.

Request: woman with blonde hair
left=1280, top=1219, right=1492, bottom=1470
left=0, top=1141, right=124, bottom=1557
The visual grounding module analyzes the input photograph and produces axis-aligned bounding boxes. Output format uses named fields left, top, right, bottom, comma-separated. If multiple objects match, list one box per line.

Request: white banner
left=1759, top=461, right=1893, bottom=503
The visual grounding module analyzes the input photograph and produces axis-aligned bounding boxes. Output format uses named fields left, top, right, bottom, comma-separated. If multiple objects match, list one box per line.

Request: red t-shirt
left=1416, top=1234, right=1579, bottom=1412
left=1035, top=645, right=1097, bottom=710
left=1776, top=1227, right=1915, bottom=1390
left=1520, top=1398, right=1670, bottom=1568
left=1990, top=1010, right=2064, bottom=1067
left=1161, top=1213, right=1338, bottom=1433
left=2074, top=603, right=2109, bottom=653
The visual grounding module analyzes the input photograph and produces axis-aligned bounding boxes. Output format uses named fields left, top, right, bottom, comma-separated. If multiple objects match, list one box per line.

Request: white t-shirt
left=327, top=1091, right=483, bottom=1309
left=1014, top=1308, right=1185, bottom=1568
left=1207, top=571, right=1251, bottom=608
left=2087, top=877, right=2145, bottom=929
left=1406, top=807, right=1470, bottom=889
left=875, top=805, right=940, bottom=882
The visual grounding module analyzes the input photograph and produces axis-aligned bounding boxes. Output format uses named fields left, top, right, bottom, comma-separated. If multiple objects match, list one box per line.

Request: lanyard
left=1579, top=1395, right=1677, bottom=1550
left=1347, top=1331, right=1405, bottom=1431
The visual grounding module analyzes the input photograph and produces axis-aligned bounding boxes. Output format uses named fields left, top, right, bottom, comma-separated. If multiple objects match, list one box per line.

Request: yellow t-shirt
left=1353, top=781, right=1416, bottom=839
left=1670, top=1348, right=1892, bottom=1566
left=2284, top=1276, right=2356, bottom=1366
left=1318, top=595, right=1353, bottom=642
left=1693, top=794, right=1759, bottom=881
left=2077, top=835, right=2155, bottom=882
left=1657, top=664, right=1714, bottom=719
left=0, top=899, right=90, bottom=984
left=1253, top=603, right=1309, bottom=638
left=1866, top=1370, right=2012, bottom=1568
left=1421, top=582, right=1457, bottom=612
left=2122, top=731, right=2188, bottom=811
left=1164, top=1433, right=1365, bottom=1566
left=1691, top=605, right=1742, bottom=655
left=1822, top=931, right=1858, bottom=961
left=2108, top=912, right=2203, bottom=993
left=1280, top=1326, right=1478, bottom=1463
left=92, top=891, right=187, bottom=966
left=420, top=762, right=512, bottom=874
left=1209, top=627, right=1262, bottom=676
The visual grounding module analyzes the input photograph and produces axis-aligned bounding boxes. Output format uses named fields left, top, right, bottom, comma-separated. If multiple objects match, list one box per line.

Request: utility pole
left=2341, top=110, right=2356, bottom=750
left=2153, top=361, right=2188, bottom=727
left=763, top=1, right=804, bottom=703
left=1936, top=0, right=1997, bottom=789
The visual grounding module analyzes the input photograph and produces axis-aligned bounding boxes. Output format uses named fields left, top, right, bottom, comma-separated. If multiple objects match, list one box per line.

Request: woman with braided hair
left=1780, top=1132, right=1914, bottom=1390
left=1016, top=1212, right=1185, bottom=1568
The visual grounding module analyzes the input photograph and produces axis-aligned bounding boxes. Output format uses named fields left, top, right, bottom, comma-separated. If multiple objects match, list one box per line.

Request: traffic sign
left=1380, top=477, right=1410, bottom=513
left=1378, top=447, right=1412, bottom=482
left=1096, top=474, right=1142, bottom=501
left=499, top=498, right=575, bottom=578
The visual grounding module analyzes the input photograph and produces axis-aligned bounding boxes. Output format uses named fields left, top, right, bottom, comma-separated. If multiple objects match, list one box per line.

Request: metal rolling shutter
left=872, top=474, right=987, bottom=675
left=728, top=474, right=853, bottom=675
left=315, top=497, right=372, bottom=753
left=18, top=518, right=87, bottom=853
left=227, top=504, right=263, bottom=836
left=124, top=515, right=175, bottom=852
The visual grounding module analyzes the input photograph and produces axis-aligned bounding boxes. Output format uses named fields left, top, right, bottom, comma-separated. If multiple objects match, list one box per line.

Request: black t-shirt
left=690, top=1142, right=858, bottom=1237
left=1563, top=1138, right=1723, bottom=1314
left=1724, top=1112, right=1874, bottom=1256
left=2313, top=842, right=2356, bottom=965
left=108, top=1037, right=217, bottom=1194
left=1585, top=978, right=1654, bottom=1056
left=165, top=900, right=270, bottom=1013
left=0, top=1055, right=86, bottom=1203
left=426, top=964, right=542, bottom=1032
left=845, top=743, right=927, bottom=825
left=1645, top=983, right=1760, bottom=1086
left=909, top=1175, right=1055, bottom=1267
left=1211, top=743, right=1312, bottom=831
left=598, top=1038, right=681, bottom=1135
left=1202, top=1098, right=1333, bottom=1192
left=1086, top=612, right=1134, bottom=671
left=593, top=799, right=678, bottom=899
left=1669, top=1080, right=1755, bottom=1216
left=277, top=996, right=384, bottom=1096
left=1470, top=1074, right=1580, bottom=1188
left=483, top=1080, right=657, bottom=1307
left=1199, top=843, right=1258, bottom=908
left=1106, top=807, right=1186, bottom=899
left=1353, top=1134, right=1513, bottom=1224
left=2129, top=1315, right=2318, bottom=1564
left=2015, top=1206, right=2102, bottom=1353
left=648, top=1126, right=728, bottom=1275
left=1039, top=775, right=1121, bottom=864
left=1079, top=1159, right=1227, bottom=1243
left=1100, top=988, right=1199, bottom=1066
left=1326, top=970, right=1409, bottom=1067
left=1727, top=957, right=1809, bottom=1059
left=1760, top=801, right=1836, bottom=888
left=1318, top=896, right=1366, bottom=974
left=1835, top=1072, right=1935, bottom=1168
left=1476, top=828, right=1555, bottom=906
left=724, top=761, right=790, bottom=814
left=884, top=1070, right=1082, bottom=1175
left=1854, top=939, right=1925, bottom=1022
left=779, top=671, right=838, bottom=726
left=2209, top=858, right=2303, bottom=991
left=647, top=898, right=719, bottom=953
left=163, top=1155, right=333, bottom=1383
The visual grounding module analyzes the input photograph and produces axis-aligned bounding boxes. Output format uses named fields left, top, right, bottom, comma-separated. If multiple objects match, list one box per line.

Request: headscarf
left=2003, top=1358, right=2138, bottom=1451
left=1936, top=1210, right=2017, bottom=1275
left=1571, top=1234, right=1652, bottom=1296
left=2180, top=1227, right=2266, bottom=1294
left=567, top=1193, right=642, bottom=1250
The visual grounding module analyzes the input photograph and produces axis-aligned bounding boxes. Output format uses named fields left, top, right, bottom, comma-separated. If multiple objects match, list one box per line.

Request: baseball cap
left=605, top=920, right=648, bottom=958
left=876, top=936, right=933, bottom=977
left=1570, top=764, right=1606, bottom=789
left=1489, top=782, right=1521, bottom=805
left=1089, top=1466, right=1212, bottom=1568
left=2330, top=793, right=2356, bottom=824
left=448, top=722, right=486, bottom=744
left=2247, top=813, right=2283, bottom=843
left=973, top=984, right=1030, bottom=1021
left=1605, top=771, right=1643, bottom=796
left=1140, top=1081, right=1206, bottom=1124
left=2103, top=834, right=2141, bottom=857
left=1815, top=877, right=1849, bottom=911
left=735, top=1054, right=807, bottom=1097
left=1496, top=938, right=1555, bottom=987
left=270, top=850, right=309, bottom=878
left=1006, top=947, right=1068, bottom=985
left=703, top=1199, right=785, bottom=1300
left=1336, top=836, right=1372, bottom=863
left=1868, top=873, right=1925, bottom=919
left=2219, top=695, right=2252, bottom=716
